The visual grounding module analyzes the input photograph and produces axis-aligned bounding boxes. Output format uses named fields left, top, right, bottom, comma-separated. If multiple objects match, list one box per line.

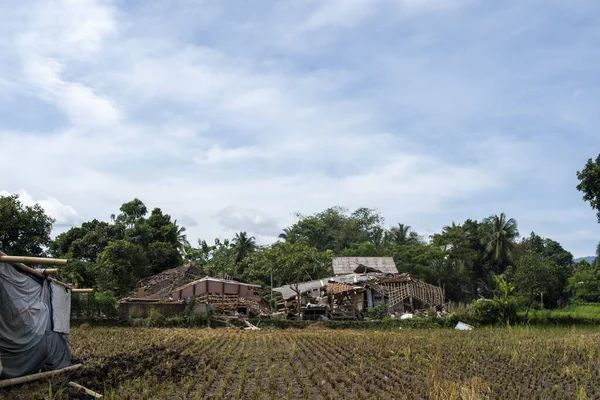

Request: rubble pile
left=132, top=263, right=204, bottom=299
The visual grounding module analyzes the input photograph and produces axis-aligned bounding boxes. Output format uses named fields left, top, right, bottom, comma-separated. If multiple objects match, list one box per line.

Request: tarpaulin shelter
left=0, top=253, right=72, bottom=380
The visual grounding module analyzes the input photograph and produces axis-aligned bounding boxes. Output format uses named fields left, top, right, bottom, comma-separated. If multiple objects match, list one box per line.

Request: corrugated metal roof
left=272, top=273, right=380, bottom=300
left=332, top=257, right=398, bottom=275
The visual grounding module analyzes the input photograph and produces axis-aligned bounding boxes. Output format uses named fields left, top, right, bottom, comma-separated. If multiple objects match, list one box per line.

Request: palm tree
left=385, top=223, right=420, bottom=247
left=173, top=220, right=190, bottom=254
left=279, top=228, right=291, bottom=241
left=481, top=213, right=519, bottom=274
left=232, top=232, right=256, bottom=264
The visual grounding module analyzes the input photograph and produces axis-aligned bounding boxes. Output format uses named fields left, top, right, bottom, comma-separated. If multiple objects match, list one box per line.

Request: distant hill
left=574, top=256, right=596, bottom=264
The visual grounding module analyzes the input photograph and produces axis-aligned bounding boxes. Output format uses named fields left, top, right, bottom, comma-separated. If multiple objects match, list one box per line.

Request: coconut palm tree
left=173, top=220, right=190, bottom=254
left=385, top=223, right=420, bottom=247
left=279, top=228, right=291, bottom=241
left=232, top=232, right=256, bottom=264
left=481, top=213, right=519, bottom=274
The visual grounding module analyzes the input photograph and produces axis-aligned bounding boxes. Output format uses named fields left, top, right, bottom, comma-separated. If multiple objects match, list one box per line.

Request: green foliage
left=245, top=240, right=333, bottom=289
left=114, top=198, right=147, bottom=227
left=368, top=303, right=388, bottom=320
left=576, top=154, right=600, bottom=223
left=340, top=241, right=381, bottom=257
left=281, top=207, right=384, bottom=254
left=71, top=291, right=119, bottom=320
left=147, top=307, right=166, bottom=327
left=96, top=240, right=148, bottom=295
left=568, top=260, right=600, bottom=302
left=0, top=193, right=54, bottom=256
left=470, top=298, right=517, bottom=326
left=481, top=213, right=519, bottom=274
left=51, top=199, right=182, bottom=293
left=50, top=219, right=124, bottom=261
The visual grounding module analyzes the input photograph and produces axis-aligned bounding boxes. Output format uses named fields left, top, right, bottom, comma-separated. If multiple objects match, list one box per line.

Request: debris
left=400, top=313, right=413, bottom=320
left=244, top=320, right=261, bottom=330
left=69, top=381, right=103, bottom=398
left=455, top=321, right=474, bottom=331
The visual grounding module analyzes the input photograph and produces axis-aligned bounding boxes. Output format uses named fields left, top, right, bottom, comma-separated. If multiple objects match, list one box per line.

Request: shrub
left=71, top=291, right=119, bottom=320
left=147, top=307, right=166, bottom=327
left=470, top=298, right=517, bottom=326
left=368, top=303, right=388, bottom=320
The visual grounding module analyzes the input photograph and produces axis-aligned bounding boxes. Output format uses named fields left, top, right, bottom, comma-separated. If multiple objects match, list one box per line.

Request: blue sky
left=1, top=0, right=599, bottom=257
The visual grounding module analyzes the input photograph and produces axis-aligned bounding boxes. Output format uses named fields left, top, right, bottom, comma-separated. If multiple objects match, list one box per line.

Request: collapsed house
left=273, top=257, right=444, bottom=320
left=0, top=252, right=73, bottom=380
left=120, top=265, right=270, bottom=318
left=170, top=276, right=270, bottom=316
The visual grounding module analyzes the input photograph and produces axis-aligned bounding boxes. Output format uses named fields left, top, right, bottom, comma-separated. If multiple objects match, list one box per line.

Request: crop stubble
left=2, top=327, right=600, bottom=399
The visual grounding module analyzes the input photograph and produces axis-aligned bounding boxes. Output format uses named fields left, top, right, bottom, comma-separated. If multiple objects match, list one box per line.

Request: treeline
left=1, top=192, right=599, bottom=307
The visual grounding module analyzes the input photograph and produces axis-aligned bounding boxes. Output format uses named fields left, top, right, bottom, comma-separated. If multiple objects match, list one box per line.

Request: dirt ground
left=3, top=326, right=600, bottom=399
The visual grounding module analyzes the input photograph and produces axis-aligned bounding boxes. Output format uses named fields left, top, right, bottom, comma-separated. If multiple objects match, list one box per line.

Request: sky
left=1, top=0, right=599, bottom=257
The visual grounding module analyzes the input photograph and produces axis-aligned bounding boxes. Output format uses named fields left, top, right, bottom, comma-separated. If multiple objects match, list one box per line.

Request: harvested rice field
left=3, top=326, right=600, bottom=400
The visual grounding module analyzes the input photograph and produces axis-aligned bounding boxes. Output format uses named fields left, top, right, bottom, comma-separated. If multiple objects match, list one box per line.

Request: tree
left=0, top=194, right=54, bottom=256
left=384, top=223, right=421, bottom=248
left=232, top=232, right=256, bottom=264
left=481, top=213, right=519, bottom=274
left=508, top=253, right=559, bottom=320
left=576, top=154, right=600, bottom=222
left=283, top=206, right=386, bottom=254
left=519, top=232, right=573, bottom=307
left=96, top=240, right=148, bottom=295
left=173, top=221, right=190, bottom=253
left=340, top=242, right=381, bottom=257
left=567, top=260, right=600, bottom=302
left=115, top=198, right=148, bottom=227
left=50, top=219, right=124, bottom=261
left=246, top=240, right=333, bottom=316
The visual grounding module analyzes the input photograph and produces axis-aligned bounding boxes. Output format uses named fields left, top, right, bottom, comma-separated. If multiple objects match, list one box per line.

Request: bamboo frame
left=0, top=250, right=71, bottom=289
left=0, top=364, right=83, bottom=388
left=0, top=255, right=68, bottom=266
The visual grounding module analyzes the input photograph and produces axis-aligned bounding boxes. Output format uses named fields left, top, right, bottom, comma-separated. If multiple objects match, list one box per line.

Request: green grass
left=520, top=302, right=600, bottom=325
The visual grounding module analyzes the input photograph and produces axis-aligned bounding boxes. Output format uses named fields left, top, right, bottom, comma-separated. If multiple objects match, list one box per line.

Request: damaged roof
left=272, top=273, right=379, bottom=300
left=332, top=257, right=398, bottom=275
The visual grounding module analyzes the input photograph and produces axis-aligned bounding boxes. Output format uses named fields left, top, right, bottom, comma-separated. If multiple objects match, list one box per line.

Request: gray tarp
left=0, top=262, right=71, bottom=379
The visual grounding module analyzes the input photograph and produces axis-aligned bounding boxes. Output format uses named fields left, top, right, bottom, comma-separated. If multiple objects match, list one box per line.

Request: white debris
left=400, top=313, right=413, bottom=320
left=455, top=321, right=474, bottom=330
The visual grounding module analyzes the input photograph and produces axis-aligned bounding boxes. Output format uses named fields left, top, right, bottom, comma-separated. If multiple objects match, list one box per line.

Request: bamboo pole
left=0, top=364, right=83, bottom=388
left=0, top=255, right=68, bottom=266
left=72, top=289, right=94, bottom=294
left=68, top=381, right=103, bottom=398
left=43, top=269, right=59, bottom=275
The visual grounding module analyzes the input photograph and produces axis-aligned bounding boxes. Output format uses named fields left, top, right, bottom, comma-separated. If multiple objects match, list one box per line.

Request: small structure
left=171, top=276, right=269, bottom=317
left=0, top=252, right=72, bottom=380
left=273, top=257, right=444, bottom=320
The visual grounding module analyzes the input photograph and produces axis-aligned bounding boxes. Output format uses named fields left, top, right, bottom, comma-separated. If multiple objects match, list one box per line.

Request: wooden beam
left=0, top=255, right=68, bottom=266
left=0, top=364, right=83, bottom=388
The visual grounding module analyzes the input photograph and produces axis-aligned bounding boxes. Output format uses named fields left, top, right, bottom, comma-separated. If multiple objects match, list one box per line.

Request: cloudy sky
left=1, top=0, right=599, bottom=257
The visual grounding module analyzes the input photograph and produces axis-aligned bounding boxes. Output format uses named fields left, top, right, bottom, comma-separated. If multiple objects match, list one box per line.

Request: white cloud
left=1, top=0, right=599, bottom=259
left=0, top=190, right=79, bottom=227
left=215, top=206, right=281, bottom=237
